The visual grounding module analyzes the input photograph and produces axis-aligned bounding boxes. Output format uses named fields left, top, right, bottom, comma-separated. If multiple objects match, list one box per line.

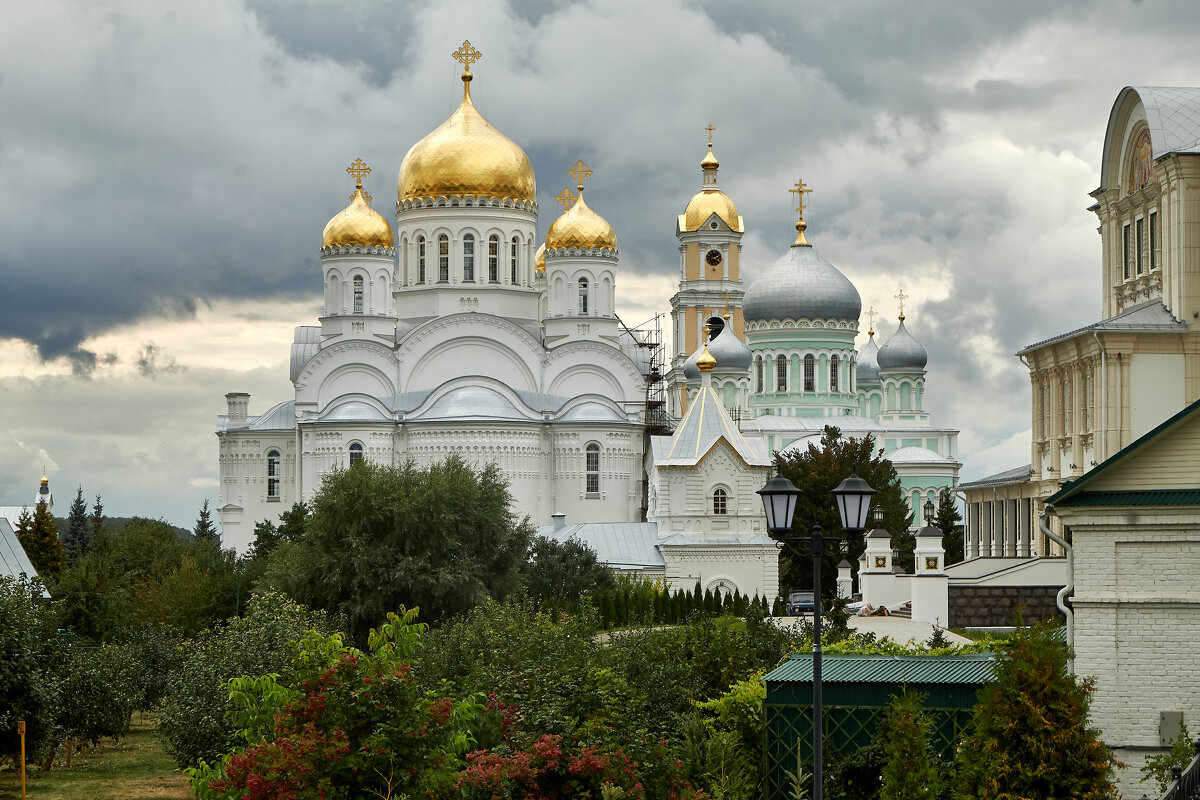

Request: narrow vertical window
left=830, top=354, right=840, bottom=392
left=803, top=354, right=815, bottom=392
left=578, top=277, right=589, bottom=315
left=353, top=276, right=364, bottom=313
left=1150, top=210, right=1159, bottom=270
left=713, top=487, right=728, bottom=515
left=349, top=442, right=363, bottom=467
left=511, top=236, right=519, bottom=284
left=1042, top=382, right=1050, bottom=439
left=462, top=233, right=475, bottom=282
left=417, top=236, right=426, bottom=283
left=1135, top=217, right=1145, bottom=275
left=1122, top=223, right=1131, bottom=280
left=488, top=234, right=499, bottom=282
left=585, top=443, right=600, bottom=496
left=1084, top=371, right=1094, bottom=431
left=1061, top=376, right=1071, bottom=434
left=438, top=235, right=449, bottom=282
left=755, top=356, right=763, bottom=393
left=266, top=450, right=280, bottom=500
left=776, top=354, right=787, bottom=392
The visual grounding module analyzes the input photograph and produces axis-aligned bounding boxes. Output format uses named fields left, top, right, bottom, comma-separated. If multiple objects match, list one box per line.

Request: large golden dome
left=545, top=190, right=617, bottom=252
left=680, top=145, right=744, bottom=233
left=323, top=161, right=394, bottom=249
left=398, top=69, right=536, bottom=204
left=534, top=242, right=546, bottom=273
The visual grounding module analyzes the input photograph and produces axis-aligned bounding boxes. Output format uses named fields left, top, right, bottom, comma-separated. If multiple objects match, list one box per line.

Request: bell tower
left=666, top=125, right=747, bottom=418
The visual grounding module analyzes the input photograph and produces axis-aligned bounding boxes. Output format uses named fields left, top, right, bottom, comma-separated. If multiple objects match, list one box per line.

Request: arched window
left=462, top=233, right=475, bottom=282
left=585, top=442, right=600, bottom=496
left=511, top=236, right=519, bottom=283
left=713, top=487, right=728, bottom=515
left=755, top=356, right=763, bottom=393
left=266, top=449, right=280, bottom=500
left=417, top=236, right=426, bottom=283
left=830, top=354, right=839, bottom=392
left=578, top=277, right=589, bottom=315
left=438, top=234, right=449, bottom=282
left=804, top=354, right=815, bottom=392
left=353, top=276, right=364, bottom=314
left=488, top=234, right=499, bottom=282
left=349, top=442, right=364, bottom=467
left=776, top=354, right=787, bottom=392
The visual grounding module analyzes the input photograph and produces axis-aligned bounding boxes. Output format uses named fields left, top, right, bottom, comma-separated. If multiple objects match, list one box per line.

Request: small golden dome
left=545, top=190, right=617, bottom=252
left=534, top=243, right=546, bottom=273
left=322, top=182, right=394, bottom=250
left=701, top=146, right=719, bottom=170
left=696, top=343, right=716, bottom=372
left=683, top=188, right=743, bottom=233
left=398, top=70, right=536, bottom=203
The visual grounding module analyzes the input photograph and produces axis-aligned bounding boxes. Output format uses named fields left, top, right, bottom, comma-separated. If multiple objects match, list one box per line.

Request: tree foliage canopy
left=63, top=486, right=91, bottom=566
left=17, top=502, right=66, bottom=584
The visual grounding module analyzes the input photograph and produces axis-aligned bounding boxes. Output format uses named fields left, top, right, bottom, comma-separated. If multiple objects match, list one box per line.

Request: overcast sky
left=2, top=0, right=1198, bottom=529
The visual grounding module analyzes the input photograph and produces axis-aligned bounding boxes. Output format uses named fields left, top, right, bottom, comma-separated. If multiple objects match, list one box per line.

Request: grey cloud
left=136, top=343, right=182, bottom=378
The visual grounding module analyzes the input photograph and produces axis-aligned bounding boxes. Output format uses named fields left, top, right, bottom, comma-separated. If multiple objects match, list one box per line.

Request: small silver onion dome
left=706, top=319, right=752, bottom=373
left=683, top=345, right=703, bottom=381
left=877, top=319, right=928, bottom=371
left=856, top=334, right=881, bottom=385
left=742, top=242, right=861, bottom=323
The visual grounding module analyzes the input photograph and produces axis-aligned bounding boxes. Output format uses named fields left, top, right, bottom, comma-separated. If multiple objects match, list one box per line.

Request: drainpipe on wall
left=1038, top=511, right=1074, bottom=671
left=1092, top=330, right=1107, bottom=464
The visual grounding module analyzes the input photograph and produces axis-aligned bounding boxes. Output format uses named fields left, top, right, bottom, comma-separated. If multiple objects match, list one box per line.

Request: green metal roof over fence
left=765, top=653, right=997, bottom=685
left=1052, top=489, right=1200, bottom=507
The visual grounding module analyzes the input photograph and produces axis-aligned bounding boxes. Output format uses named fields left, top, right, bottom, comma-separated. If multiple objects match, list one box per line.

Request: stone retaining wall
left=947, top=585, right=1065, bottom=628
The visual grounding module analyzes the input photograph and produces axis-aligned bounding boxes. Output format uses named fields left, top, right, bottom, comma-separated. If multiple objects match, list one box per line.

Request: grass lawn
left=0, top=714, right=189, bottom=800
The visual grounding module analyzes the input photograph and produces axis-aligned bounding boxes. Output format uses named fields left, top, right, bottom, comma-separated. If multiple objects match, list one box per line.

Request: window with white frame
left=1122, top=222, right=1131, bottom=280
left=463, top=233, right=475, bottom=282
left=804, top=354, right=815, bottom=392
left=578, top=277, right=589, bottom=315
left=776, top=354, right=787, bottom=392
left=1135, top=217, right=1145, bottom=275
left=713, top=487, right=728, bottom=515
left=830, top=354, right=840, bottom=392
left=353, top=276, right=364, bottom=313
left=417, top=236, right=426, bottom=283
left=438, top=235, right=449, bottom=282
left=488, top=235, right=499, bottom=282
left=267, top=450, right=280, bottom=500
left=1150, top=209, right=1159, bottom=270
left=511, top=236, right=519, bottom=283
left=755, top=356, right=763, bottom=393
left=349, top=442, right=364, bottom=467
left=585, top=443, right=600, bottom=496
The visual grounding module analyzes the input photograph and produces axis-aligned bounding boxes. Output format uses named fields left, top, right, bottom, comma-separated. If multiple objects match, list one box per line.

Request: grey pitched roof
left=535, top=522, right=664, bottom=569
left=1018, top=299, right=1187, bottom=355
left=249, top=400, right=297, bottom=429
left=958, top=464, right=1033, bottom=490
left=0, top=518, right=40, bottom=584
left=654, top=383, right=771, bottom=466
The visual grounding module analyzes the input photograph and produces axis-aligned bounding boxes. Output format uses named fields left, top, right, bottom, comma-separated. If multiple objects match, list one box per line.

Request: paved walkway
left=769, top=615, right=973, bottom=645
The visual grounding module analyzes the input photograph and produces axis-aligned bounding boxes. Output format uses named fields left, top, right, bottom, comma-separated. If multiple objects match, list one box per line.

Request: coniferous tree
left=934, top=489, right=965, bottom=565
left=90, top=494, right=105, bottom=537
left=63, top=486, right=91, bottom=565
left=18, top=502, right=66, bottom=583
left=193, top=499, right=218, bottom=545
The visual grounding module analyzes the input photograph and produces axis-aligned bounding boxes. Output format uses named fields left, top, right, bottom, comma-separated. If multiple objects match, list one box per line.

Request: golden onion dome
left=398, top=65, right=536, bottom=204
left=322, top=175, right=394, bottom=250
left=545, top=190, right=617, bottom=252
left=534, top=243, right=546, bottom=273
left=696, top=342, right=716, bottom=372
left=680, top=143, right=744, bottom=233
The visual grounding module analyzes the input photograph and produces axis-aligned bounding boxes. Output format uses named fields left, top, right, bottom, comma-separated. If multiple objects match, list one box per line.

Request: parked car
left=787, top=591, right=815, bottom=615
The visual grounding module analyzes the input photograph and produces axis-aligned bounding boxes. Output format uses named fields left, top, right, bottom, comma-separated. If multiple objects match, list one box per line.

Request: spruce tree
left=934, top=489, right=965, bottom=565
left=193, top=499, right=218, bottom=545
left=19, top=501, right=67, bottom=583
left=90, top=494, right=105, bottom=537
left=63, top=486, right=91, bottom=565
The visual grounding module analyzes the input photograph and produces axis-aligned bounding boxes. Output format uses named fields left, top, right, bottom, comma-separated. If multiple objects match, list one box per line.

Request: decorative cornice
left=397, top=195, right=537, bottom=212
left=545, top=245, right=618, bottom=258
left=746, top=318, right=859, bottom=332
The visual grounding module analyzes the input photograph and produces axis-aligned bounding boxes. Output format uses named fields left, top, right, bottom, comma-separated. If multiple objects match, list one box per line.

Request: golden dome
left=398, top=69, right=536, bottom=204
left=534, top=243, right=546, bottom=273
left=322, top=167, right=394, bottom=249
left=681, top=145, right=743, bottom=232
left=545, top=190, right=617, bottom=252
left=696, top=343, right=716, bottom=372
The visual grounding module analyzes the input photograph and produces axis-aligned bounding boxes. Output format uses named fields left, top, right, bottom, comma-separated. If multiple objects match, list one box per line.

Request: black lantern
left=871, top=505, right=885, bottom=527
left=923, top=498, right=935, bottom=524
left=757, top=472, right=802, bottom=533
left=831, top=471, right=876, bottom=533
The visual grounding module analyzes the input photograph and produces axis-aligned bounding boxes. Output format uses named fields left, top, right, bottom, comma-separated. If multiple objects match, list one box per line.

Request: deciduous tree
left=523, top=535, right=614, bottom=608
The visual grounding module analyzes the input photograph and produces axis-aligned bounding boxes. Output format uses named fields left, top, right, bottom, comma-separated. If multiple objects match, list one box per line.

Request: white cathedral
left=217, top=43, right=961, bottom=601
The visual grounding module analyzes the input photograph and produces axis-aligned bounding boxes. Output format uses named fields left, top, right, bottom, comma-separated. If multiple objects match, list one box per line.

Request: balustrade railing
left=1144, top=739, right=1200, bottom=800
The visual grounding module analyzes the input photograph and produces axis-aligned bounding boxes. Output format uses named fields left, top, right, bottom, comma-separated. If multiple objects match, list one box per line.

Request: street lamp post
left=759, top=470, right=875, bottom=800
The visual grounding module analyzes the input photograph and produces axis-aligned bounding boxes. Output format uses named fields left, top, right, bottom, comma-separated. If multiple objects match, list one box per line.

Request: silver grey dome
left=876, top=320, right=928, bottom=371
left=706, top=322, right=752, bottom=373
left=683, top=345, right=702, bottom=381
left=742, top=243, right=861, bottom=323
left=856, top=335, right=881, bottom=385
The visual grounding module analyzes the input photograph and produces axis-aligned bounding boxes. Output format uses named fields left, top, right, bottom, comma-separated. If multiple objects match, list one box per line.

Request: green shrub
left=0, top=576, right=63, bottom=759
left=51, top=642, right=141, bottom=750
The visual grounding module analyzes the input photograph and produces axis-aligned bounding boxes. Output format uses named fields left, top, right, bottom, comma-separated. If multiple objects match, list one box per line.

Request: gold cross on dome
left=894, top=289, right=909, bottom=321
left=865, top=305, right=878, bottom=335
left=362, top=191, right=373, bottom=202
left=452, top=40, right=482, bottom=72
left=790, top=178, right=813, bottom=217
left=346, top=158, right=371, bottom=189
left=568, top=159, right=593, bottom=190
left=555, top=186, right=577, bottom=211
left=705, top=123, right=715, bottom=146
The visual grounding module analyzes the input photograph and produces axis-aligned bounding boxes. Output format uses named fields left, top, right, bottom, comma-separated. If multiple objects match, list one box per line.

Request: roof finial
left=568, top=159, right=592, bottom=192
left=705, top=123, right=715, bottom=148
left=894, top=289, right=909, bottom=323
left=697, top=324, right=716, bottom=374
left=346, top=158, right=371, bottom=196
left=865, top=305, right=878, bottom=337
left=789, top=178, right=813, bottom=246
left=555, top=186, right=577, bottom=212
left=452, top=39, right=482, bottom=100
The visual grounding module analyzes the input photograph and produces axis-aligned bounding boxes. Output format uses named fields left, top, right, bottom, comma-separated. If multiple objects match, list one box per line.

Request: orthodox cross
left=894, top=289, right=909, bottom=321
left=721, top=290, right=732, bottom=314
left=347, top=158, right=370, bottom=190
left=569, top=159, right=593, bottom=191
left=555, top=186, right=577, bottom=211
left=865, top=305, right=878, bottom=335
left=452, top=40, right=482, bottom=73
left=789, top=178, right=813, bottom=218
left=705, top=123, right=715, bottom=147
